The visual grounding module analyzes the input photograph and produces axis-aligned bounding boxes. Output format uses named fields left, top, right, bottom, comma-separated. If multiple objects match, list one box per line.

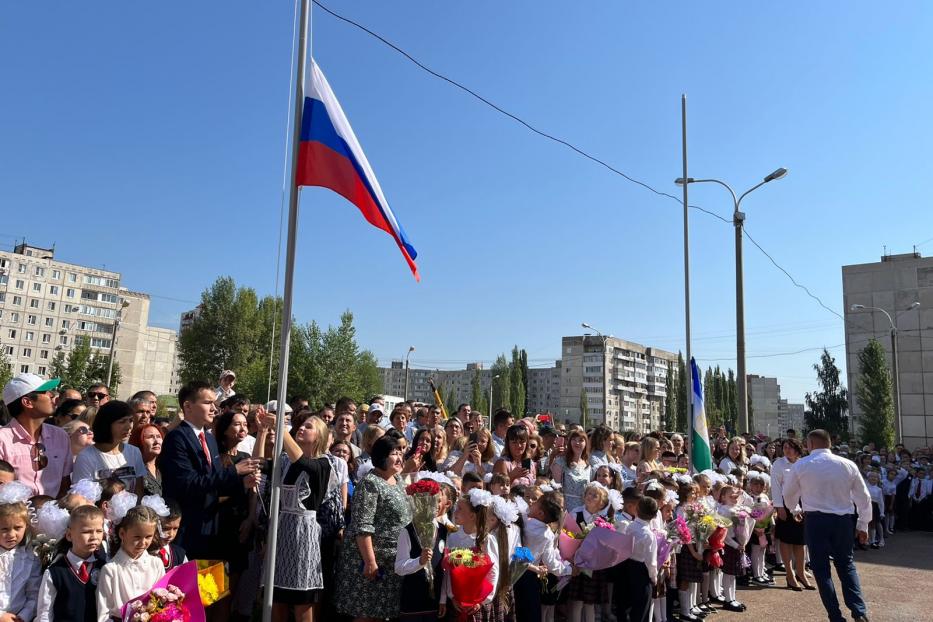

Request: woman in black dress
left=215, top=410, right=253, bottom=619
left=774, top=438, right=813, bottom=590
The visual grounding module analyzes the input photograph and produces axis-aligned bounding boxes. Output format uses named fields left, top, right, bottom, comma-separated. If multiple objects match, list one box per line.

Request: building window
left=34, top=266, right=45, bottom=277
left=22, top=348, right=32, bottom=357
left=47, top=301, right=56, bottom=311
left=39, top=349, right=49, bottom=359
left=4, top=347, right=13, bottom=356
left=27, top=315, right=37, bottom=325
left=90, top=337, right=112, bottom=348
left=20, top=365, right=29, bottom=374
left=7, top=330, right=16, bottom=339
left=25, top=331, right=34, bottom=342
left=32, top=282, right=41, bottom=292
left=14, top=280, right=24, bottom=289
left=10, top=312, right=18, bottom=323
left=59, top=336, right=68, bottom=345
left=29, top=299, right=39, bottom=308
left=61, top=319, right=70, bottom=329
left=41, top=334, right=51, bottom=343
left=0, top=275, right=6, bottom=285
left=12, top=296, right=21, bottom=306
left=51, top=270, right=61, bottom=279
left=68, top=273, right=77, bottom=283
left=66, top=288, right=75, bottom=298
left=0, top=293, right=4, bottom=303
left=44, top=317, right=53, bottom=327
left=37, top=366, right=46, bottom=376
left=49, top=285, right=59, bottom=295
left=17, top=264, right=26, bottom=274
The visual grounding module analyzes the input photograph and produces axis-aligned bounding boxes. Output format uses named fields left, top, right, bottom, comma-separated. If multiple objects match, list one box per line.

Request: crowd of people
left=0, top=368, right=929, bottom=622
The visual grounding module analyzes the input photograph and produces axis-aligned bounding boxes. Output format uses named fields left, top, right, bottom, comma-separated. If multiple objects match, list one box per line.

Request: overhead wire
left=311, top=0, right=840, bottom=319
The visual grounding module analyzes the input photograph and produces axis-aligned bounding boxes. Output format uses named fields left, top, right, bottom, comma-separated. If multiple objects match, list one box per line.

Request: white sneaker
left=879, top=540, right=885, bottom=548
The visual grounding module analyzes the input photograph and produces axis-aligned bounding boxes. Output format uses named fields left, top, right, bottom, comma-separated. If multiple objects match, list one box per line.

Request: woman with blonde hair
left=636, top=436, right=661, bottom=481
left=719, top=436, right=748, bottom=475
left=551, top=429, right=592, bottom=510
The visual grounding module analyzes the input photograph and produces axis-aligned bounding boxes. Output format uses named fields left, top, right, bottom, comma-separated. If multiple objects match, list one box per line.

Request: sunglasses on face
left=75, top=427, right=91, bottom=436
left=32, top=442, right=48, bottom=471
left=88, top=392, right=109, bottom=400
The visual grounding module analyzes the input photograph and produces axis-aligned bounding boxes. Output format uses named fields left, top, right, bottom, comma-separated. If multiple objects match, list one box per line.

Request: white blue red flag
left=295, top=60, right=419, bottom=281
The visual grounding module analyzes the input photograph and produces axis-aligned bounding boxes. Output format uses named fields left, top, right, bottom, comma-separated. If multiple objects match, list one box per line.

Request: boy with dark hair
left=0, top=459, right=15, bottom=484
left=615, top=497, right=659, bottom=622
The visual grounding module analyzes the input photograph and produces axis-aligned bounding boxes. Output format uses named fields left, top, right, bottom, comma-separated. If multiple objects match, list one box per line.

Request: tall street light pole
left=404, top=346, right=415, bottom=401
left=106, top=299, right=130, bottom=390
left=676, top=167, right=787, bottom=435
left=850, top=302, right=920, bottom=444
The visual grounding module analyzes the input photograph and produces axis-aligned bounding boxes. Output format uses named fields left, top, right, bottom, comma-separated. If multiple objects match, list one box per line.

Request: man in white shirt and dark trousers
left=615, top=496, right=658, bottom=622
left=782, top=429, right=872, bottom=622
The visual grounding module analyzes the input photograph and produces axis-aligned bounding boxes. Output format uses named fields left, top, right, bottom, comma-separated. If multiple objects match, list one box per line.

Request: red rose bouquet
left=444, top=547, right=494, bottom=622
left=406, top=478, right=441, bottom=596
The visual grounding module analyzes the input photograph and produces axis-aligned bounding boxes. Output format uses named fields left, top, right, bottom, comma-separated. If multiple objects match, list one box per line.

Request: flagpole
left=681, top=94, right=693, bottom=466
left=261, top=0, right=310, bottom=619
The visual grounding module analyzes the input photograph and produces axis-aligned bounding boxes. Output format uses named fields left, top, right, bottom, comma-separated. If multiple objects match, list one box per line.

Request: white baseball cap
left=3, top=373, right=61, bottom=405
left=265, top=400, right=293, bottom=414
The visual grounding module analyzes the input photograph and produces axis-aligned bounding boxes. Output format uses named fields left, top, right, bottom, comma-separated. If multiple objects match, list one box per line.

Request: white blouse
left=96, top=549, right=164, bottom=622
left=523, top=518, right=571, bottom=576
left=0, top=545, right=40, bottom=621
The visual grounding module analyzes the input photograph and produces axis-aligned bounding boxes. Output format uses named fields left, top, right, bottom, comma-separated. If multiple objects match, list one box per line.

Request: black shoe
left=772, top=563, right=785, bottom=572
left=852, top=616, right=870, bottom=622
left=722, top=601, right=745, bottom=613
left=679, top=614, right=702, bottom=622
left=710, top=596, right=727, bottom=605
left=690, top=608, right=708, bottom=619
left=870, top=543, right=879, bottom=549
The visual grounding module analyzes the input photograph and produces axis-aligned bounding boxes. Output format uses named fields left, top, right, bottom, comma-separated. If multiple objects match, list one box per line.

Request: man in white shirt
left=782, top=429, right=871, bottom=622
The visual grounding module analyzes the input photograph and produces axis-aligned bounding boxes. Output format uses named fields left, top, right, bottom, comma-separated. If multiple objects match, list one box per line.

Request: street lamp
left=676, top=167, right=788, bottom=434
left=490, top=374, right=500, bottom=415
left=582, top=322, right=613, bottom=429
left=850, top=302, right=920, bottom=443
left=106, top=299, right=130, bottom=390
left=404, top=346, right=415, bottom=401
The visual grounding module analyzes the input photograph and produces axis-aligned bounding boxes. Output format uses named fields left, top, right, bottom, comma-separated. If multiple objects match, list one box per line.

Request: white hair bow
left=141, top=495, right=170, bottom=518
left=69, top=479, right=103, bottom=504
left=107, top=491, right=138, bottom=525
left=468, top=488, right=493, bottom=508
left=33, top=501, right=71, bottom=540
left=0, top=481, right=32, bottom=505
left=490, top=496, right=519, bottom=524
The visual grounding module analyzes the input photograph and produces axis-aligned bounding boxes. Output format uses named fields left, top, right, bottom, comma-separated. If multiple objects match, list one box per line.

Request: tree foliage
left=49, top=335, right=121, bottom=393
left=490, top=355, right=510, bottom=413
left=663, top=360, right=676, bottom=431
left=675, top=352, right=688, bottom=432
left=855, top=339, right=896, bottom=449
left=471, top=367, right=488, bottom=415
left=0, top=348, right=13, bottom=389
left=178, top=277, right=381, bottom=408
left=510, top=346, right=526, bottom=418
left=804, top=348, right=849, bottom=439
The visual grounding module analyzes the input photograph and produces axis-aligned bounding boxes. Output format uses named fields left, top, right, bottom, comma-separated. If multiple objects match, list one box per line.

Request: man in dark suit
left=159, top=380, right=260, bottom=559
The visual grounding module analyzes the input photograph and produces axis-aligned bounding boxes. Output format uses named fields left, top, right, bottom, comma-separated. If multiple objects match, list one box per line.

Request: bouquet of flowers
left=509, top=546, right=534, bottom=586
left=558, top=513, right=590, bottom=561
left=703, top=526, right=727, bottom=568
left=127, top=585, right=188, bottom=622
left=750, top=499, right=774, bottom=546
left=667, top=514, right=693, bottom=546
left=573, top=518, right=633, bottom=572
left=405, top=479, right=441, bottom=597
left=122, top=562, right=205, bottom=622
left=444, top=548, right=494, bottom=622
left=683, top=501, right=731, bottom=544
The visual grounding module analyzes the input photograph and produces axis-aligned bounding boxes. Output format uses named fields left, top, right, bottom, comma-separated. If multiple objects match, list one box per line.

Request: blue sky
left=3, top=1, right=932, bottom=402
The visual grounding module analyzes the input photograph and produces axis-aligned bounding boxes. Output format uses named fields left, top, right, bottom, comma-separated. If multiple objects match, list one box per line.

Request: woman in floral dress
left=336, top=435, right=412, bottom=621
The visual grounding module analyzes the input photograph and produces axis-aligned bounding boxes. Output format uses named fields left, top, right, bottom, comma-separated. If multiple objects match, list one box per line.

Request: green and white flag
left=690, top=358, right=712, bottom=472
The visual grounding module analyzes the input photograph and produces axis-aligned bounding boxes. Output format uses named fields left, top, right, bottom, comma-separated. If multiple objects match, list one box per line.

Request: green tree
left=855, top=339, right=896, bottom=449
left=510, top=346, right=526, bottom=418
left=491, top=355, right=510, bottom=413
left=46, top=335, right=121, bottom=393
left=663, top=360, right=676, bottom=431
left=675, top=352, right=688, bottom=432
left=725, top=370, right=738, bottom=432
left=805, top=349, right=849, bottom=439
left=0, top=348, right=12, bottom=389
left=470, top=367, right=488, bottom=415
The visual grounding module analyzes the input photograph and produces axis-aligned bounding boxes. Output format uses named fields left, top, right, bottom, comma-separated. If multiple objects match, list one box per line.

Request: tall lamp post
left=582, top=322, right=611, bottom=429
left=490, top=374, right=500, bottom=415
left=106, top=299, right=130, bottom=389
left=404, top=346, right=415, bottom=401
left=850, top=302, right=920, bottom=444
left=676, top=167, right=788, bottom=434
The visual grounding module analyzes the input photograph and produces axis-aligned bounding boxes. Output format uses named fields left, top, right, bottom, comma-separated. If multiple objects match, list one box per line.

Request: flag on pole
left=690, top=357, right=712, bottom=472
left=296, top=59, right=420, bottom=281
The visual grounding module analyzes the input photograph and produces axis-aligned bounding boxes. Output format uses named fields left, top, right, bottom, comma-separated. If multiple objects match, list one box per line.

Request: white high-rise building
left=0, top=241, right=178, bottom=398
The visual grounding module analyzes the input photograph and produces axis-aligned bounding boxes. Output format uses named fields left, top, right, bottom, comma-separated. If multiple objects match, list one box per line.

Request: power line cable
left=312, top=0, right=842, bottom=319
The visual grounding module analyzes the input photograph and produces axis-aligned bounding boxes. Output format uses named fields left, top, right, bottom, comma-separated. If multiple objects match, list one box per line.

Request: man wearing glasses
left=85, top=382, right=110, bottom=408
left=0, top=373, right=72, bottom=497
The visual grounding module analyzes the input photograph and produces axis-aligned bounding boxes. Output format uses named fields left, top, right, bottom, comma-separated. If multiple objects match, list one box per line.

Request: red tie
left=78, top=562, right=90, bottom=582
left=198, top=431, right=212, bottom=466
left=159, top=547, right=170, bottom=568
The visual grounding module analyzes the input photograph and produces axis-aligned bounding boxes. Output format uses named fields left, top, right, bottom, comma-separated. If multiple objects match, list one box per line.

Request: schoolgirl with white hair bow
left=441, top=488, right=501, bottom=620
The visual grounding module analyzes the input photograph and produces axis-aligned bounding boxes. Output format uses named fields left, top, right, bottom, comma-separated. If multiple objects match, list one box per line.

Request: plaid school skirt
left=566, top=569, right=609, bottom=604
left=677, top=549, right=703, bottom=584
left=721, top=544, right=747, bottom=577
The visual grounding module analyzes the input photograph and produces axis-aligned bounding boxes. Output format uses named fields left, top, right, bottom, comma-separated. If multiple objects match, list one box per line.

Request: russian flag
left=295, top=60, right=419, bottom=281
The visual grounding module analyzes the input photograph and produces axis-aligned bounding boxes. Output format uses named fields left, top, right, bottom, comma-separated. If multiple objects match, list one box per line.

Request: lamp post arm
left=690, top=178, right=739, bottom=210
left=736, top=179, right=770, bottom=209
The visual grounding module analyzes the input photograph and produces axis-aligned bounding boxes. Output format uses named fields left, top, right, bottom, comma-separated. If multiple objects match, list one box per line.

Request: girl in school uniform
left=566, top=482, right=612, bottom=622
left=441, top=488, right=501, bottom=622
left=518, top=491, right=571, bottom=622
left=395, top=482, right=452, bottom=622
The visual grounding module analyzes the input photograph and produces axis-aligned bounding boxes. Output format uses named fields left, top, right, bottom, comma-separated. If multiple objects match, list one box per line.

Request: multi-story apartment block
left=527, top=361, right=561, bottom=415
left=0, top=242, right=177, bottom=398
left=748, top=374, right=782, bottom=437
left=558, top=335, right=677, bottom=432
left=843, top=252, right=932, bottom=448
